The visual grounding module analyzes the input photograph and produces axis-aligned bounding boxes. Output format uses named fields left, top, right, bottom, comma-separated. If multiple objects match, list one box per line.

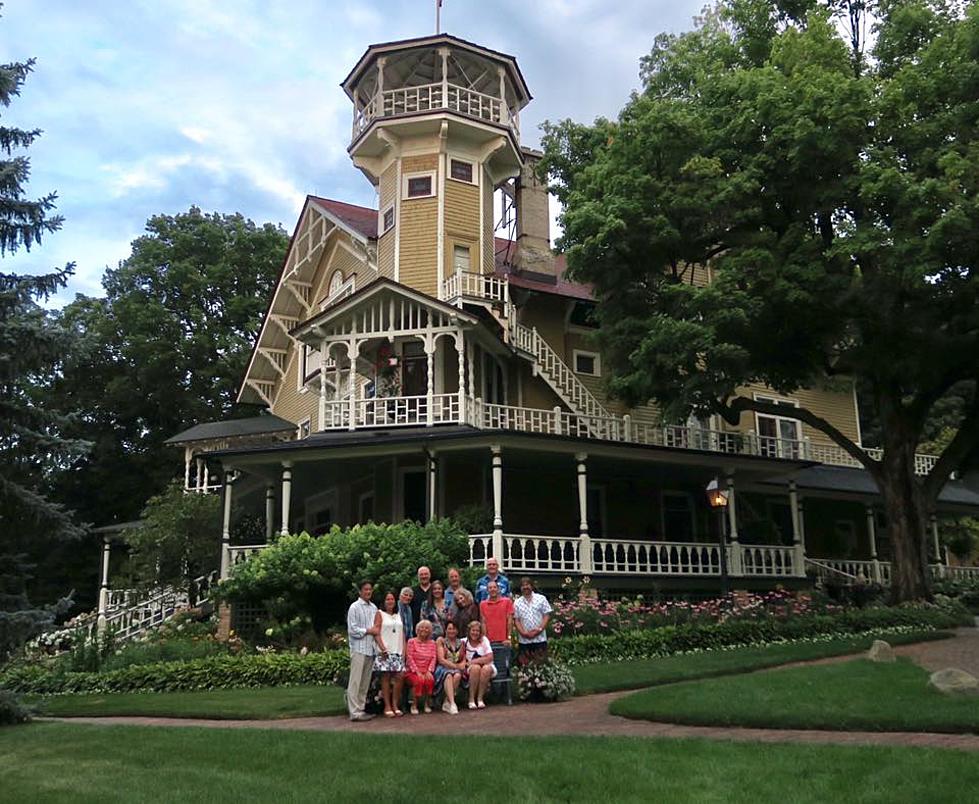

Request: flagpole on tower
left=436, top=0, right=442, bottom=34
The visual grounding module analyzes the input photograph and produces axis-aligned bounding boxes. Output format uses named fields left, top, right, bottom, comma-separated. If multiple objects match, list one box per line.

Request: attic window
left=568, top=301, right=598, bottom=329
left=380, top=205, right=395, bottom=234
left=450, top=159, right=475, bottom=185
left=403, top=172, right=435, bottom=199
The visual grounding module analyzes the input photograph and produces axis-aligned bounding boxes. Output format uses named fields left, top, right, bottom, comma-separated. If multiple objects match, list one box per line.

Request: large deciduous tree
left=50, top=209, right=286, bottom=528
left=540, top=0, right=979, bottom=602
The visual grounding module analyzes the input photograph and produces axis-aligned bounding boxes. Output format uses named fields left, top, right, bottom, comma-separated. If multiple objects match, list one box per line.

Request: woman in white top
left=373, top=591, right=406, bottom=717
left=462, top=620, right=496, bottom=710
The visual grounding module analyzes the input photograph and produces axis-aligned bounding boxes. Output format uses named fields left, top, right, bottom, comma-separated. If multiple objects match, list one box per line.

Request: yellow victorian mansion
left=104, top=30, right=977, bottom=635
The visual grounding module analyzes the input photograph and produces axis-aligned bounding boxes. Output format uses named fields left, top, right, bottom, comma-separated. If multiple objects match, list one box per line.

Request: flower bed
left=3, top=600, right=968, bottom=695
left=548, top=589, right=838, bottom=638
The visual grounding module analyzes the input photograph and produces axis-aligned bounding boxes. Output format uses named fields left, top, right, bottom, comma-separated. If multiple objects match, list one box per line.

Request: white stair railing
left=512, top=322, right=612, bottom=420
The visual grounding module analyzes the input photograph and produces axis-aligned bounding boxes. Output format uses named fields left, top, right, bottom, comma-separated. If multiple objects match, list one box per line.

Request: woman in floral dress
left=434, top=620, right=465, bottom=714
left=420, top=579, right=450, bottom=638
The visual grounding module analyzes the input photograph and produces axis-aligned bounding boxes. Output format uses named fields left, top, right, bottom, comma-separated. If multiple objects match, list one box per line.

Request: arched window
left=328, top=270, right=344, bottom=298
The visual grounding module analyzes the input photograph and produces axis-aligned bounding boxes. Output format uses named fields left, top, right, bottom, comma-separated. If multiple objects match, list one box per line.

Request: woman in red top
left=404, top=619, right=437, bottom=714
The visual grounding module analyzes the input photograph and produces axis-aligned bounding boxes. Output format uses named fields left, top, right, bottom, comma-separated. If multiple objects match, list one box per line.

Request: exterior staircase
left=511, top=320, right=612, bottom=419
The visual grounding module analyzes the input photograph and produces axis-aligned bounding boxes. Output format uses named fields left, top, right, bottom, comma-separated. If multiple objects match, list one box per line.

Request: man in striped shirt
left=346, top=580, right=379, bottom=721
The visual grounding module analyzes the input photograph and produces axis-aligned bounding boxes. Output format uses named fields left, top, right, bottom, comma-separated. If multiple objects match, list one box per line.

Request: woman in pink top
left=404, top=619, right=437, bottom=714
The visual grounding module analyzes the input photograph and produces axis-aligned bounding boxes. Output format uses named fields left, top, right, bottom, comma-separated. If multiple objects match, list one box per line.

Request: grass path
left=4, top=722, right=979, bottom=803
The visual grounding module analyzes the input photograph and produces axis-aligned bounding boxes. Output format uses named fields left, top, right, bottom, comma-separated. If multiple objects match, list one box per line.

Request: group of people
left=345, top=558, right=553, bottom=721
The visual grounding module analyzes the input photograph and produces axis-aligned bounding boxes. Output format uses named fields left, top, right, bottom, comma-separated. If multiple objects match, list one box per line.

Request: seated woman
left=420, top=579, right=449, bottom=639
left=434, top=620, right=465, bottom=715
left=448, top=588, right=479, bottom=636
left=372, top=590, right=405, bottom=717
left=461, top=620, right=496, bottom=710
left=404, top=619, right=437, bottom=715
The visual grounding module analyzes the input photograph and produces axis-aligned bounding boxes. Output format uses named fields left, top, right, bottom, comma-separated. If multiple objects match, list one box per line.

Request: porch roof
left=165, top=415, right=296, bottom=446
left=759, top=465, right=979, bottom=513
left=206, top=423, right=813, bottom=479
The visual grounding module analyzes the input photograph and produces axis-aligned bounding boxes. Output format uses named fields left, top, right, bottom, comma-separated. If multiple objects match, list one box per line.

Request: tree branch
left=719, top=395, right=880, bottom=479
left=922, top=388, right=979, bottom=504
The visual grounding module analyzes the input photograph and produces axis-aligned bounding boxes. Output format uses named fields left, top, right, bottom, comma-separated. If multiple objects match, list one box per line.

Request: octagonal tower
left=341, top=34, right=532, bottom=298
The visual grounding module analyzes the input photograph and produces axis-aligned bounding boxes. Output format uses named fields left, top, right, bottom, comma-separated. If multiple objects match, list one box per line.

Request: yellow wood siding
left=444, top=176, right=480, bottom=277
left=398, top=154, right=439, bottom=296
left=482, top=172, right=494, bottom=274
left=270, top=344, right=317, bottom=428
left=377, top=163, right=397, bottom=279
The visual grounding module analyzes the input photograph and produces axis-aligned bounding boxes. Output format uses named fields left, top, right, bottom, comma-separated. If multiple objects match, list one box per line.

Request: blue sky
left=0, top=0, right=704, bottom=303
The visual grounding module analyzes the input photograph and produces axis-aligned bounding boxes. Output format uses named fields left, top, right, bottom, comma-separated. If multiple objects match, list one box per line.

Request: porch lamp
left=705, top=478, right=731, bottom=595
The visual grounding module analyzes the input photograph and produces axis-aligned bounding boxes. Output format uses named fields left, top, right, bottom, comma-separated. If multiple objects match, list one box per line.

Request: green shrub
left=514, top=660, right=576, bottom=702
left=1, top=651, right=350, bottom=695
left=0, top=689, right=30, bottom=725
left=215, top=520, right=469, bottom=634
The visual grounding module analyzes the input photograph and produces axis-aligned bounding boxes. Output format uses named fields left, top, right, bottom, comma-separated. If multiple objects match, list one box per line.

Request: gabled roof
left=166, top=415, right=296, bottom=445
left=311, top=196, right=377, bottom=242
left=341, top=33, right=532, bottom=106
left=291, top=276, right=479, bottom=341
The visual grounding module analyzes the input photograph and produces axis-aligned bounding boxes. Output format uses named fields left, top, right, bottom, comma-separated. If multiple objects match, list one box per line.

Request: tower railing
left=352, top=81, right=520, bottom=140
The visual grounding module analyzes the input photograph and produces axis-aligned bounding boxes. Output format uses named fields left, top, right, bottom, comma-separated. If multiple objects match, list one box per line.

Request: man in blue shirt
left=475, top=557, right=510, bottom=603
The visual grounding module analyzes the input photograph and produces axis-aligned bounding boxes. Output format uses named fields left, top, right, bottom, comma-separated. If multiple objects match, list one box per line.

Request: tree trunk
left=879, top=434, right=932, bottom=603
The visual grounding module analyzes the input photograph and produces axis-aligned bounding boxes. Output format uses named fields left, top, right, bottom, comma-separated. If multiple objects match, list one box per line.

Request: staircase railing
left=512, top=322, right=611, bottom=419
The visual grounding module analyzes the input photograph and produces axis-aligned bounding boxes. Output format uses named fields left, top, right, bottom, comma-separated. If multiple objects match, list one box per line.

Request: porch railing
left=441, top=271, right=509, bottom=306
left=352, top=81, right=519, bottom=140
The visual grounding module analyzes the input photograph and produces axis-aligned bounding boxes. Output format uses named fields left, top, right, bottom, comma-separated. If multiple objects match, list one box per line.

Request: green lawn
left=29, top=685, right=346, bottom=720
left=27, top=631, right=948, bottom=720
left=611, top=658, right=979, bottom=733
left=2, top=723, right=978, bottom=803
left=572, top=630, right=950, bottom=694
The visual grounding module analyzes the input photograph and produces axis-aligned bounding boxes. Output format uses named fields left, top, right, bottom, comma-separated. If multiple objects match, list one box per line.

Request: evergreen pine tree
left=0, top=41, right=84, bottom=666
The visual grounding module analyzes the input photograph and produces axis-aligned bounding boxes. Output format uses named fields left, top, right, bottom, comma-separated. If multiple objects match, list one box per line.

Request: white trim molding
left=402, top=170, right=437, bottom=200
left=572, top=349, right=601, bottom=377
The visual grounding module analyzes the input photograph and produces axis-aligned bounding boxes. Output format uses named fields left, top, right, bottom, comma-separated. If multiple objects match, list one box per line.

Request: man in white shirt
left=512, top=576, right=552, bottom=664
left=346, top=579, right=379, bottom=721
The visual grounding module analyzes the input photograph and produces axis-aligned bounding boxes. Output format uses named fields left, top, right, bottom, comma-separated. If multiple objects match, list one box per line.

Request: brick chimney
left=514, top=148, right=555, bottom=280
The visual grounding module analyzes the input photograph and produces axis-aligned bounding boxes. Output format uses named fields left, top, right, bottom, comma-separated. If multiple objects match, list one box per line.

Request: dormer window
left=449, top=158, right=476, bottom=185
left=328, top=271, right=345, bottom=298
left=403, top=171, right=435, bottom=199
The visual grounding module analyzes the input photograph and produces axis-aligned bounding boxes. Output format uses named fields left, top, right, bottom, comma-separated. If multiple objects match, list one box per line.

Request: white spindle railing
left=228, top=544, right=268, bottom=567
left=740, top=545, right=799, bottom=577
left=352, top=81, right=520, bottom=140
left=440, top=271, right=508, bottom=306
left=593, top=540, right=729, bottom=576
left=501, top=535, right=580, bottom=573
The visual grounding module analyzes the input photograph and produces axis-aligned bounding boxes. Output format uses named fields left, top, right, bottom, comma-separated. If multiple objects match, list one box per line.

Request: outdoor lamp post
left=706, top=478, right=730, bottom=595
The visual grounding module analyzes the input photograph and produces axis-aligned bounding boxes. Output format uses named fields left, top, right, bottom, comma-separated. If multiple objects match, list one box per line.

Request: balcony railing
left=352, top=81, right=520, bottom=140
left=441, top=271, right=509, bottom=307
left=315, top=394, right=939, bottom=475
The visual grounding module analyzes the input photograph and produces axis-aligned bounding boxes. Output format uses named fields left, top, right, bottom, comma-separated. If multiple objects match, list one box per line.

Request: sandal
left=410, top=704, right=419, bottom=715
left=384, top=710, right=395, bottom=718
left=468, top=701, right=477, bottom=710
left=477, top=701, right=486, bottom=709
left=394, top=709, right=404, bottom=717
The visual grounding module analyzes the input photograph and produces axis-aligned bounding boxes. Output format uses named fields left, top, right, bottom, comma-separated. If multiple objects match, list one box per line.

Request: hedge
left=3, top=602, right=969, bottom=694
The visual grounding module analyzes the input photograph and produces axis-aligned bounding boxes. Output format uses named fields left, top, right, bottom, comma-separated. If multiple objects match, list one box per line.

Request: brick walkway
left=49, top=626, right=979, bottom=751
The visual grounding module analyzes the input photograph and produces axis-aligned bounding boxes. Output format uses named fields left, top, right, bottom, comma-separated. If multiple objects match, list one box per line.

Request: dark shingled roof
left=165, top=415, right=296, bottom=446
left=761, top=465, right=979, bottom=511
left=312, top=197, right=378, bottom=241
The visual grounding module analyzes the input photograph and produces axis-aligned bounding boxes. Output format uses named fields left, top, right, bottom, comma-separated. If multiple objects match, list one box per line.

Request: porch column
left=467, top=342, right=476, bottom=405
left=280, top=463, right=293, bottom=537
left=347, top=339, right=359, bottom=431
left=454, top=331, right=466, bottom=423
left=318, top=338, right=329, bottom=430
left=576, top=453, right=593, bottom=574
left=184, top=448, right=192, bottom=492
left=427, top=450, right=437, bottom=522
left=219, top=471, right=234, bottom=580
left=491, top=445, right=504, bottom=563
left=866, top=505, right=881, bottom=583
left=726, top=474, right=743, bottom=575
left=930, top=514, right=944, bottom=578
left=97, top=536, right=111, bottom=632
left=195, top=457, right=204, bottom=493
left=789, top=480, right=806, bottom=576
left=425, top=336, right=436, bottom=426
left=265, top=485, right=275, bottom=542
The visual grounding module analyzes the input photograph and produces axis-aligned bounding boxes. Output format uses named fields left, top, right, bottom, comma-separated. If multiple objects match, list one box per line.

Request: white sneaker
left=449, top=702, right=459, bottom=715
left=442, top=699, right=453, bottom=714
